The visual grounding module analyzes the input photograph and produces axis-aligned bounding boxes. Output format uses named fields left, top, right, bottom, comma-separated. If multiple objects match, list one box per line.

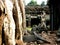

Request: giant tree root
left=16, top=40, right=24, bottom=45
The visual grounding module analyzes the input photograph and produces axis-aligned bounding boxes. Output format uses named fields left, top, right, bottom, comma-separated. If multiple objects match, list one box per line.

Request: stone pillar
left=28, top=15, right=31, bottom=27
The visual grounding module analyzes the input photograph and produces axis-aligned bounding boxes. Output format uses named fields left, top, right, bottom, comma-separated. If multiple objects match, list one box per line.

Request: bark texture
left=0, top=0, right=25, bottom=45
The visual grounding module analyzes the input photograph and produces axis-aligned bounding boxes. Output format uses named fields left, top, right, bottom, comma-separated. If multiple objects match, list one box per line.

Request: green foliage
left=41, top=1, right=45, bottom=7
left=27, top=0, right=38, bottom=6
left=26, top=27, right=32, bottom=31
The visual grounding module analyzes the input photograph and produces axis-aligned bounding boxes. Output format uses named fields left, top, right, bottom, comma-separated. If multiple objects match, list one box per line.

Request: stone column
left=28, top=15, right=31, bottom=27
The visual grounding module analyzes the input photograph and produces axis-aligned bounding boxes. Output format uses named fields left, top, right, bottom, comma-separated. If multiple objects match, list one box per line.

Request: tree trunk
left=14, top=0, right=23, bottom=41
left=0, top=0, right=5, bottom=45
left=4, top=0, right=15, bottom=45
left=0, top=15, right=5, bottom=45
left=18, top=0, right=26, bottom=30
left=13, top=0, right=25, bottom=44
left=0, top=0, right=26, bottom=45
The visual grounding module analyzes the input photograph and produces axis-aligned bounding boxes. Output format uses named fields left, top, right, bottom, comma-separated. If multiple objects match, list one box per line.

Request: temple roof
left=25, top=6, right=50, bottom=14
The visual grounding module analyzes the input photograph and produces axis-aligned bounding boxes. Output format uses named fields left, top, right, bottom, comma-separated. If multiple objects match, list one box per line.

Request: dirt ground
left=25, top=31, right=60, bottom=45
left=1, top=30, right=60, bottom=45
